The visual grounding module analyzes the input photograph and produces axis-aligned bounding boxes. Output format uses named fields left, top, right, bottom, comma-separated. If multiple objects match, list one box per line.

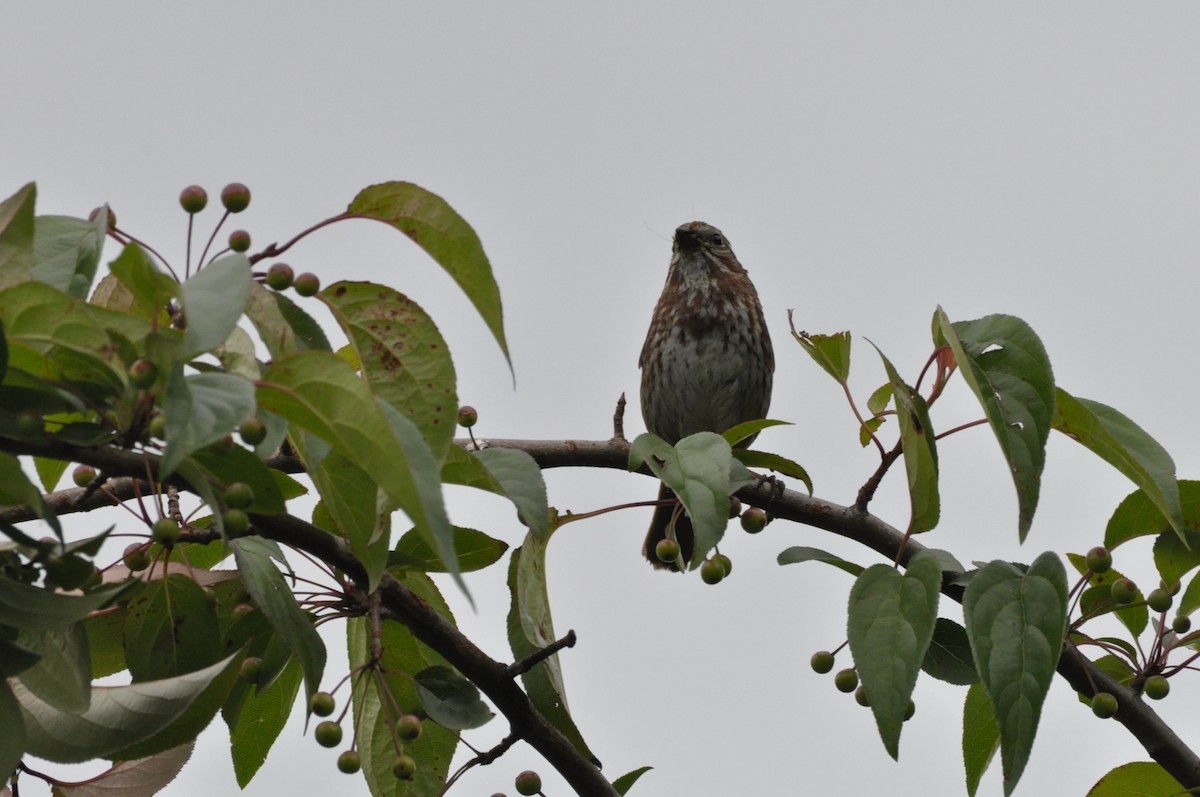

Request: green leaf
left=257, top=352, right=456, bottom=588
left=1153, top=529, right=1200, bottom=591
left=922, top=618, right=977, bottom=685
left=412, top=664, right=494, bottom=730
left=721, top=418, right=791, bottom=447
left=390, top=526, right=508, bottom=573
left=0, top=578, right=128, bottom=629
left=308, top=450, right=391, bottom=591
left=614, top=766, right=653, bottom=795
left=188, top=443, right=288, bottom=514
left=0, top=633, right=42, bottom=677
left=0, top=281, right=127, bottom=398
left=0, top=679, right=26, bottom=782
left=124, top=574, right=222, bottom=682
left=347, top=574, right=458, bottom=794
left=628, top=432, right=751, bottom=569
left=0, top=182, right=36, bottom=289
left=15, top=623, right=91, bottom=713
left=0, top=451, right=60, bottom=534
left=108, top=243, right=178, bottom=321
left=776, top=546, right=865, bottom=576
left=161, top=370, right=256, bottom=476
left=963, top=553, right=1067, bottom=795
left=180, top=253, right=252, bottom=358
left=271, top=290, right=330, bottom=352
left=474, top=447, right=549, bottom=540
left=54, top=741, right=195, bottom=797
left=231, top=537, right=325, bottom=700
left=733, top=449, right=813, bottom=494
left=867, top=383, right=893, bottom=415
left=215, top=325, right=261, bottom=380
left=846, top=552, right=941, bottom=759
left=1085, top=762, right=1184, bottom=797
left=507, top=532, right=596, bottom=761
left=321, top=280, right=457, bottom=461
left=230, top=657, right=301, bottom=787
left=792, top=328, right=851, bottom=382
left=934, top=310, right=1054, bottom=541
left=1104, top=481, right=1200, bottom=550
left=16, top=651, right=241, bottom=763
left=32, top=212, right=107, bottom=299
left=348, top=181, right=509, bottom=368
left=963, top=682, right=1000, bottom=797
left=83, top=605, right=127, bottom=678
left=874, top=344, right=940, bottom=533
left=33, top=455, right=68, bottom=492
left=1053, top=388, right=1182, bottom=541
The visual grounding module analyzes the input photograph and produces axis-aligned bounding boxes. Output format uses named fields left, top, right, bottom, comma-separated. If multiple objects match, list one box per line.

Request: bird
left=638, top=221, right=774, bottom=569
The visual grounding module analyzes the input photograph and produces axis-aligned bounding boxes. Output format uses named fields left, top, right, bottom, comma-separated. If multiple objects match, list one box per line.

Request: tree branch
left=4, top=434, right=1199, bottom=789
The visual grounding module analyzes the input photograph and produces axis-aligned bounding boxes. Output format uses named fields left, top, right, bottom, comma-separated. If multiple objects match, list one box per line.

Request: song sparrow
left=639, top=221, right=774, bottom=569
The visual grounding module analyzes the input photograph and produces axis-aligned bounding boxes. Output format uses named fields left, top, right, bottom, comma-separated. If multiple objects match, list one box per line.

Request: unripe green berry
left=904, top=699, right=916, bottom=721
left=44, top=555, right=93, bottom=590
left=266, top=262, right=294, bottom=291
left=854, top=685, right=870, bottom=707
left=655, top=538, right=681, bottom=564
left=715, top=553, right=732, bottom=577
left=834, top=668, right=859, bottom=693
left=1143, top=675, right=1170, bottom=700
left=699, top=558, right=725, bottom=585
left=224, top=482, right=255, bottom=510
left=1173, top=615, right=1192, bottom=634
left=1147, top=588, right=1173, bottom=613
left=148, top=414, right=167, bottom=440
left=223, top=509, right=250, bottom=537
left=310, top=691, right=336, bottom=717
left=15, top=412, right=42, bottom=437
left=514, top=770, right=542, bottom=796
left=392, top=754, right=416, bottom=781
left=228, top=229, right=251, bottom=253
left=179, top=185, right=208, bottom=214
left=72, top=464, right=97, bottom=488
left=810, top=650, right=835, bottom=674
left=239, top=417, right=267, bottom=445
left=337, top=750, right=361, bottom=774
left=1091, top=692, right=1118, bottom=718
left=220, top=182, right=251, bottom=213
left=1162, top=579, right=1182, bottom=596
left=1111, top=578, right=1138, bottom=605
left=152, top=517, right=181, bottom=546
left=128, top=359, right=159, bottom=389
left=457, top=405, right=478, bottom=428
left=740, top=506, right=768, bottom=533
left=728, top=496, right=742, bottom=518
left=314, top=720, right=342, bottom=747
left=1085, top=546, right=1112, bottom=575
left=396, top=713, right=422, bottom=741
left=239, top=656, right=263, bottom=683
left=294, top=272, right=320, bottom=297
left=122, top=542, right=151, bottom=572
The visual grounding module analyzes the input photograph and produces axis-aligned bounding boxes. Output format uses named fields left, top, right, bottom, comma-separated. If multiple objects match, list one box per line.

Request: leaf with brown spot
left=320, top=281, right=456, bottom=461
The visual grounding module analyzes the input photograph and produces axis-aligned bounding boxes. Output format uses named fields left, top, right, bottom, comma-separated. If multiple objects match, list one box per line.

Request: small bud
left=88, top=206, right=117, bottom=229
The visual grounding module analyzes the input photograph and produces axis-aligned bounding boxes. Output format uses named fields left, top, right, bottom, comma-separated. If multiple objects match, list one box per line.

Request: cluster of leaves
left=0, top=181, right=616, bottom=796
left=773, top=311, right=1192, bottom=795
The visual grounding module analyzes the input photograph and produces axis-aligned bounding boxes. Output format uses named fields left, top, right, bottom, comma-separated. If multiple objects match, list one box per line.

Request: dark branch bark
left=4, top=435, right=1200, bottom=790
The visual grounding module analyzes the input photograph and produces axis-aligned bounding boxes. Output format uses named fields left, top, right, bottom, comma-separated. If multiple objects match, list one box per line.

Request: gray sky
left=5, top=3, right=1200, bottom=795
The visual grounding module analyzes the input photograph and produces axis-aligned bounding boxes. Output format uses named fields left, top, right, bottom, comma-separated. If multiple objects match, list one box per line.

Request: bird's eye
left=711, top=235, right=723, bottom=245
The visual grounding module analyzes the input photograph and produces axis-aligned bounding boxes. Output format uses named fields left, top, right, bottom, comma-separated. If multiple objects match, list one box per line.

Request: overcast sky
left=5, top=3, right=1200, bottom=796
